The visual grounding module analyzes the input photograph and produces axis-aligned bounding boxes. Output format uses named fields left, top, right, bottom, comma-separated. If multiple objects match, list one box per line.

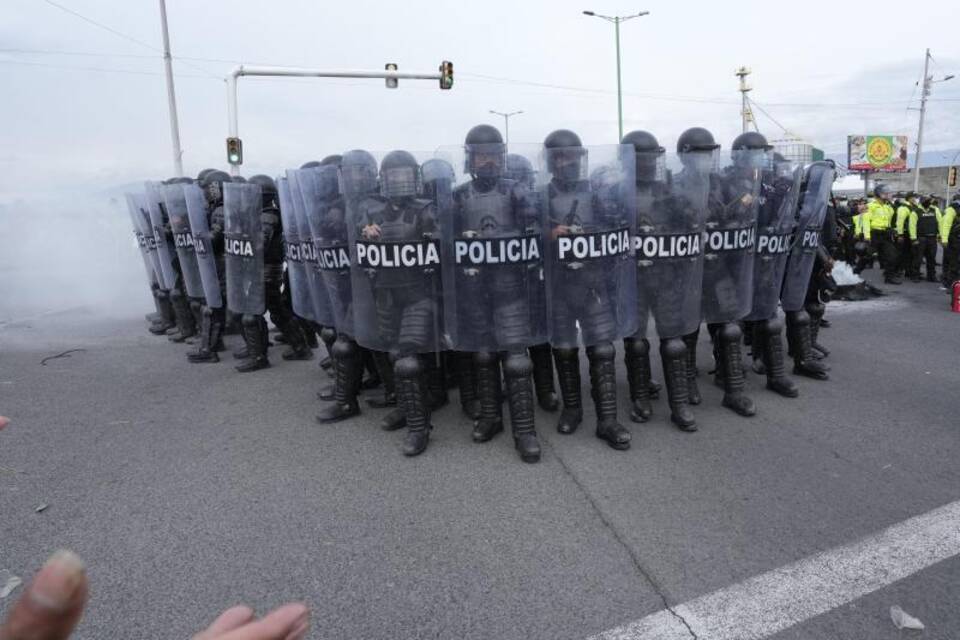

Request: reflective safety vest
left=863, top=199, right=895, bottom=240
left=942, top=206, right=959, bottom=244
left=909, top=205, right=941, bottom=239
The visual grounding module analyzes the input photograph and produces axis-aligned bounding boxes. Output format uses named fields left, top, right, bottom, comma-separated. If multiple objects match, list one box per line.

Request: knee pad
left=394, top=355, right=422, bottom=379
left=554, top=347, right=579, bottom=361
left=241, top=314, right=260, bottom=331
left=332, top=338, right=357, bottom=360
left=763, top=316, right=783, bottom=334
left=786, top=310, right=810, bottom=328
left=320, top=326, right=337, bottom=344
left=474, top=351, right=497, bottom=368
left=587, top=342, right=615, bottom=361
left=718, top=322, right=742, bottom=343
left=503, top=352, right=532, bottom=378
left=660, top=337, right=686, bottom=359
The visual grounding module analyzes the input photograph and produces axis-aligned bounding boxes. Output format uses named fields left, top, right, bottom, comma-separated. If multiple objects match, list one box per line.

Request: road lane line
left=590, top=498, right=960, bottom=640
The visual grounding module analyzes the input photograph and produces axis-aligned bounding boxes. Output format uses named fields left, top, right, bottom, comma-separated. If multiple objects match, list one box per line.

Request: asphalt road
left=1, top=271, right=959, bottom=639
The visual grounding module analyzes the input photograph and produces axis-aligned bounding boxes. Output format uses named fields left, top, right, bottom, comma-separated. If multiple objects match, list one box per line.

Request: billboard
left=847, top=135, right=908, bottom=173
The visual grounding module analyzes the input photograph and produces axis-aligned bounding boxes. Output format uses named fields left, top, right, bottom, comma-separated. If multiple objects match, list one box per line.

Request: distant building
left=772, top=138, right=824, bottom=166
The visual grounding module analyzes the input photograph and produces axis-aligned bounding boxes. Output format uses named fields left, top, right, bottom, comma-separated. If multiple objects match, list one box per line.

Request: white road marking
left=590, top=499, right=960, bottom=640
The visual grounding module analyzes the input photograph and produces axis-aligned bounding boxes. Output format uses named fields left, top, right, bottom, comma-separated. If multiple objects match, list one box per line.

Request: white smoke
left=832, top=260, right=862, bottom=286
left=0, top=190, right=152, bottom=323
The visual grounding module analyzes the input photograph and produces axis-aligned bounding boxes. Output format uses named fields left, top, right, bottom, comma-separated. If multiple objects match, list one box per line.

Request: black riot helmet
left=544, top=129, right=587, bottom=185
left=421, top=158, right=455, bottom=201
left=873, top=184, right=891, bottom=200
left=464, top=124, right=505, bottom=180
left=231, top=175, right=247, bottom=183
left=249, top=174, right=278, bottom=209
left=197, top=168, right=218, bottom=181
left=340, top=149, right=379, bottom=196
left=731, top=131, right=772, bottom=171
left=300, top=161, right=322, bottom=169
left=320, top=155, right=343, bottom=168
left=504, top=154, right=536, bottom=189
left=165, top=176, right=193, bottom=184
left=677, top=127, right=719, bottom=173
left=379, top=150, right=421, bottom=200
left=770, top=152, right=795, bottom=180
left=621, top=130, right=665, bottom=183
left=200, top=170, right=231, bottom=206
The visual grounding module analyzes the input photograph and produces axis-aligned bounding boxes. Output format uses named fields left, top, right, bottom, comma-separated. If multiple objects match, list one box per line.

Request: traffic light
left=949, top=165, right=958, bottom=188
left=226, top=137, right=243, bottom=166
left=385, top=63, right=398, bottom=89
left=439, top=60, right=453, bottom=90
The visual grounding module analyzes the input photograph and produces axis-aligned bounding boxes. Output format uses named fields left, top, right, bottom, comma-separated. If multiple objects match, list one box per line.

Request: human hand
left=0, top=550, right=88, bottom=640
left=0, top=416, right=9, bottom=431
left=193, top=603, right=310, bottom=640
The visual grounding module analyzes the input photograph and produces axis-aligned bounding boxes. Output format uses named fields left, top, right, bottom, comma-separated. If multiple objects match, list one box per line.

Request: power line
left=0, top=58, right=215, bottom=80
left=39, top=0, right=221, bottom=79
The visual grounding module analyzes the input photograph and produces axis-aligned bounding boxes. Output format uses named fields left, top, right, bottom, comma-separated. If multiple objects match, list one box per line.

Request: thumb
left=0, top=551, right=88, bottom=640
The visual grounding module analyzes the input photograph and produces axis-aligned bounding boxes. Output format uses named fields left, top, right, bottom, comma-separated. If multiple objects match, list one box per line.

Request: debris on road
left=0, top=572, right=22, bottom=599
left=40, top=348, right=87, bottom=366
left=35, top=503, right=49, bottom=513
left=890, top=605, right=925, bottom=630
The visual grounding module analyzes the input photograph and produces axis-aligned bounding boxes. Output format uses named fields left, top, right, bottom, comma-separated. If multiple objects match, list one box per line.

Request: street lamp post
left=582, top=9, right=649, bottom=141
left=489, top=109, right=523, bottom=145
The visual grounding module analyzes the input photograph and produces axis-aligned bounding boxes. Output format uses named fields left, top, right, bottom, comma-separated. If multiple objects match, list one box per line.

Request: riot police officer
left=542, top=130, right=633, bottom=449
left=445, top=125, right=543, bottom=462
left=247, top=175, right=313, bottom=365
left=505, top=153, right=559, bottom=413
left=187, top=170, right=231, bottom=363
left=348, top=150, right=443, bottom=456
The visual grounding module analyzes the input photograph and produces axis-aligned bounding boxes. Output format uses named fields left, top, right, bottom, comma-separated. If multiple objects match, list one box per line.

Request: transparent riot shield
left=286, top=170, right=335, bottom=327
left=436, top=142, right=547, bottom=352
left=222, top=182, right=265, bottom=315
left=162, top=184, right=205, bottom=300
left=635, top=151, right=714, bottom=339
left=144, top=181, right=177, bottom=290
left=540, top=143, right=637, bottom=348
left=183, top=184, right=223, bottom=309
left=295, top=166, right=352, bottom=333
left=781, top=161, right=834, bottom=312
left=125, top=193, right=160, bottom=288
left=700, top=149, right=765, bottom=324
left=277, top=176, right=314, bottom=323
left=746, top=160, right=802, bottom=321
left=344, top=150, right=443, bottom=354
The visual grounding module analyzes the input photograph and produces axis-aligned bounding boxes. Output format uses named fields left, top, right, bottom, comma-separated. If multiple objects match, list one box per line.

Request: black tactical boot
left=457, top=352, right=481, bottom=420
left=660, top=338, right=697, bottom=431
left=366, top=350, right=398, bottom=409
left=423, top=353, right=449, bottom=410
left=530, top=343, right=559, bottom=412
left=300, top=318, right=319, bottom=348
left=750, top=321, right=767, bottom=375
left=188, top=307, right=221, bottom=363
left=716, top=323, right=755, bottom=416
left=472, top=351, right=504, bottom=442
left=806, top=302, right=830, bottom=358
left=397, top=356, right=431, bottom=457
left=168, top=290, right=197, bottom=343
left=624, top=336, right=653, bottom=423
left=553, top=348, right=583, bottom=435
left=280, top=317, right=313, bottom=361
left=319, top=326, right=337, bottom=376
left=150, top=289, right=176, bottom=335
left=360, top=349, right=383, bottom=390
left=504, top=352, right=541, bottom=463
left=682, top=329, right=702, bottom=405
left=760, top=317, right=798, bottom=397
left=786, top=311, right=829, bottom=380
left=588, top=343, right=631, bottom=450
left=235, top=316, right=270, bottom=373
left=316, top=338, right=362, bottom=422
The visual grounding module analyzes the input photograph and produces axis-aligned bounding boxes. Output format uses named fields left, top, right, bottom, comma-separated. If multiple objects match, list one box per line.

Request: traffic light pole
left=158, top=0, right=184, bottom=177
left=226, top=64, right=448, bottom=175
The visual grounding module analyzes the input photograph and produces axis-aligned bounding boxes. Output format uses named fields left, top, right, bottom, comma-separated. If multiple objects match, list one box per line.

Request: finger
left=0, top=416, right=9, bottom=431
left=193, top=606, right=255, bottom=640
left=0, top=550, right=88, bottom=640
left=215, top=603, right=308, bottom=640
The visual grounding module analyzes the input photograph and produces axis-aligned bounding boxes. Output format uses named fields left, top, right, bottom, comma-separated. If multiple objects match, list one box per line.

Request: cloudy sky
left=2, top=0, right=959, bottom=199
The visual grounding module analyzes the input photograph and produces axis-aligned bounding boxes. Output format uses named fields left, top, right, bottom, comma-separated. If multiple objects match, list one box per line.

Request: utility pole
left=158, top=0, right=184, bottom=177
left=489, top=110, right=523, bottom=145
left=913, top=49, right=955, bottom=192
left=735, top=66, right=755, bottom=133
left=582, top=10, right=649, bottom=141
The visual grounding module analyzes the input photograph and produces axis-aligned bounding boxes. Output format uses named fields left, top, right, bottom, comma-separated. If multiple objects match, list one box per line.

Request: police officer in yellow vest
left=895, top=192, right=919, bottom=280
left=942, top=194, right=960, bottom=289
left=908, top=195, right=942, bottom=282
left=863, top=184, right=900, bottom=284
